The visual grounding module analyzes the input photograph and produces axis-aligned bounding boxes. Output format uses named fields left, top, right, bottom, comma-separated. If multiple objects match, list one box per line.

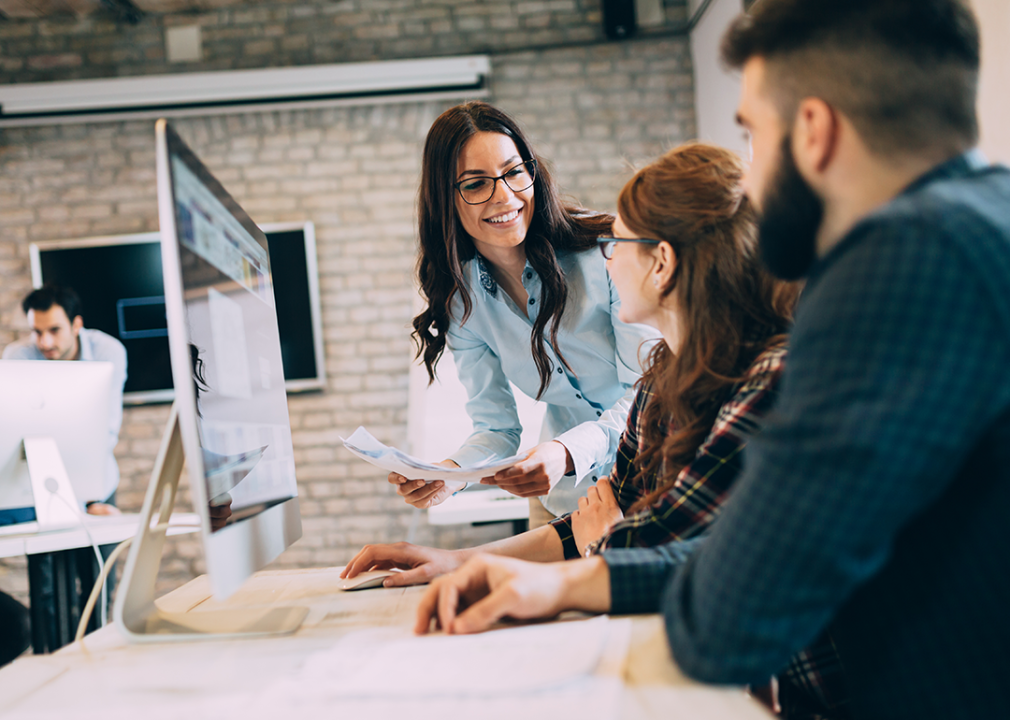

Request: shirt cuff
left=548, top=513, right=581, bottom=560
left=602, top=547, right=681, bottom=615
left=554, top=422, right=609, bottom=485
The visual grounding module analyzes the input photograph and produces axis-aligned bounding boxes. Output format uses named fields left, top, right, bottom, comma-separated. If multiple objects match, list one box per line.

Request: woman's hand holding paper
left=481, top=441, right=573, bottom=498
left=388, top=459, right=461, bottom=509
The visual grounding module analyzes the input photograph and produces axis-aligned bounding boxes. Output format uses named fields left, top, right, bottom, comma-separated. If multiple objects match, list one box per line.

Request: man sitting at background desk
left=414, top=1, right=1010, bottom=719
left=3, top=283, right=127, bottom=514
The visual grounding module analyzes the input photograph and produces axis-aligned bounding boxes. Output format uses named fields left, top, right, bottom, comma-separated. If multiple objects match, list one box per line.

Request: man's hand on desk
left=388, top=459, right=460, bottom=509
left=85, top=502, right=121, bottom=516
left=414, top=554, right=612, bottom=636
left=341, top=542, right=469, bottom=587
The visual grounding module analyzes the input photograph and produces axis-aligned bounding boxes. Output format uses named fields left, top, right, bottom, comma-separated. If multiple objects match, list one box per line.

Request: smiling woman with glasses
left=364, top=101, right=659, bottom=529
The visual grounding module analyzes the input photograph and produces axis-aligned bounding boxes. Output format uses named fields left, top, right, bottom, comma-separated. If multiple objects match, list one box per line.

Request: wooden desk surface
left=0, top=567, right=771, bottom=720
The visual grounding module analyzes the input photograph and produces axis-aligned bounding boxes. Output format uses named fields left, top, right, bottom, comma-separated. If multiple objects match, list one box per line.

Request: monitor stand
left=114, top=402, right=308, bottom=642
left=22, top=437, right=84, bottom=529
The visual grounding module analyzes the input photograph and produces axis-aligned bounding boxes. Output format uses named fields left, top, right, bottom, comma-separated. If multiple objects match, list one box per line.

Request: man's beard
left=757, top=135, right=824, bottom=280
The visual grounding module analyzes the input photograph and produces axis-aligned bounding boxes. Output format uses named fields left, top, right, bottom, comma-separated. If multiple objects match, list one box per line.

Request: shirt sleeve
left=554, top=272, right=658, bottom=481
left=2, top=340, right=37, bottom=359
left=600, top=347, right=784, bottom=551
left=550, top=382, right=649, bottom=559
left=661, top=218, right=1010, bottom=685
left=98, top=333, right=127, bottom=444
left=603, top=538, right=706, bottom=615
left=445, top=318, right=523, bottom=468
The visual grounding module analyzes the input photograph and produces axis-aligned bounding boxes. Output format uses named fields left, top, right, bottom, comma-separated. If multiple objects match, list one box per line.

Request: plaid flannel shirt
left=550, top=341, right=786, bottom=558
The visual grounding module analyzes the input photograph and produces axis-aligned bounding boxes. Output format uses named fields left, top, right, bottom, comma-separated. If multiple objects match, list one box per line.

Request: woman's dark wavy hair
left=620, top=143, right=801, bottom=514
left=412, top=101, right=611, bottom=399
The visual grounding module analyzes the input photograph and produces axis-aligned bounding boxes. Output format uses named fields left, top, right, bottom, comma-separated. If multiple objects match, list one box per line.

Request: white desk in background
left=428, top=485, right=531, bottom=534
left=0, top=566, right=771, bottom=720
left=0, top=513, right=199, bottom=654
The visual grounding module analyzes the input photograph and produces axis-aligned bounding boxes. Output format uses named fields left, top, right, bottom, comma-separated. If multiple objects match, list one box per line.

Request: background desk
left=0, top=566, right=771, bottom=720
left=0, top=513, right=198, bottom=654
left=427, top=485, right=530, bottom=534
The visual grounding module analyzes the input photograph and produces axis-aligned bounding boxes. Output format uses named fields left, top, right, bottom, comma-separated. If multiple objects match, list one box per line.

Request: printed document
left=253, top=616, right=630, bottom=720
left=342, top=426, right=525, bottom=484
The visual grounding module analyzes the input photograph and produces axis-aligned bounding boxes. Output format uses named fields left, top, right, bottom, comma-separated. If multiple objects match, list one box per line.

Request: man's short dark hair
left=722, top=0, right=980, bottom=157
left=21, top=283, right=83, bottom=323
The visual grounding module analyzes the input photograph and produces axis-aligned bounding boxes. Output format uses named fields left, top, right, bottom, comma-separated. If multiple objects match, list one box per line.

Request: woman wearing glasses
left=395, top=101, right=659, bottom=524
left=343, top=142, right=798, bottom=585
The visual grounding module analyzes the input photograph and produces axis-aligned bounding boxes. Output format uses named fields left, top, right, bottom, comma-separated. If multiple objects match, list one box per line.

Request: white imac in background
left=115, top=119, right=307, bottom=641
left=0, top=361, right=113, bottom=529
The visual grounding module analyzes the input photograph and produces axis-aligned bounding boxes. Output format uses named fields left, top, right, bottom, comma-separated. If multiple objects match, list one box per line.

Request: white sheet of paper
left=341, top=426, right=526, bottom=483
left=248, top=616, right=630, bottom=720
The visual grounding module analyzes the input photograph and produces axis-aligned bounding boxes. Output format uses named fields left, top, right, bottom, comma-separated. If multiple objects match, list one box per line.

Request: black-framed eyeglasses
left=454, top=159, right=537, bottom=205
left=596, top=236, right=663, bottom=260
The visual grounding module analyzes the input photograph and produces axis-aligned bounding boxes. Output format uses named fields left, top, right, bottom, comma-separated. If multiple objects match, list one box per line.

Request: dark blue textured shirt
left=605, top=152, right=1010, bottom=720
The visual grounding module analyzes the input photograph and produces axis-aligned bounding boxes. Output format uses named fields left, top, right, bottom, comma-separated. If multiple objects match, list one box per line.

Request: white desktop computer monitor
left=115, top=119, right=306, bottom=641
left=0, top=360, right=114, bottom=523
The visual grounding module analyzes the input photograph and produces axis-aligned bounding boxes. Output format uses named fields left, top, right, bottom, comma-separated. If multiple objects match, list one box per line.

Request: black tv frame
left=29, top=221, right=326, bottom=405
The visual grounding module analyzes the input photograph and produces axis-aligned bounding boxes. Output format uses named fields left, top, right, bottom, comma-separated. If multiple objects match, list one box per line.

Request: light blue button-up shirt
left=446, top=248, right=660, bottom=516
left=3, top=327, right=127, bottom=503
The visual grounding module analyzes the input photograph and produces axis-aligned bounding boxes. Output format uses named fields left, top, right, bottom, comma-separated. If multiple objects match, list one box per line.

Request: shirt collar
left=806, top=150, right=991, bottom=285
left=900, top=149, right=989, bottom=197
left=76, top=329, right=93, bottom=361
left=475, top=254, right=498, bottom=298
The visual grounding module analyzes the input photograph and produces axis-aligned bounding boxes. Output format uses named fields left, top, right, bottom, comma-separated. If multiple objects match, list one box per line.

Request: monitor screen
left=30, top=221, right=325, bottom=405
left=158, top=120, right=301, bottom=597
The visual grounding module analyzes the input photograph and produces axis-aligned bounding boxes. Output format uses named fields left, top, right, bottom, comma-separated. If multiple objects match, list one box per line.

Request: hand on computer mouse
left=341, top=542, right=469, bottom=587
left=86, top=503, right=121, bottom=516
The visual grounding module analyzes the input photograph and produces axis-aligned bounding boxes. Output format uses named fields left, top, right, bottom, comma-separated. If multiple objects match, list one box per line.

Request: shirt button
left=596, top=411, right=602, bottom=417
left=526, top=271, right=532, bottom=279
left=529, top=298, right=535, bottom=305
left=576, top=394, right=582, bottom=399
left=557, top=367, right=563, bottom=374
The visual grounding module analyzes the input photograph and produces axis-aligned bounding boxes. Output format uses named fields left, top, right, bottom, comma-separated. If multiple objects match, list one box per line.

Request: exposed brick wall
left=0, top=2, right=697, bottom=606
left=1, top=0, right=689, bottom=84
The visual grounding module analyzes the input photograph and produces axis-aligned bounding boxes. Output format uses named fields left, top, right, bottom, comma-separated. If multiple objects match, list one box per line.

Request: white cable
left=75, top=536, right=130, bottom=645
left=45, top=491, right=109, bottom=626
left=74, top=520, right=202, bottom=645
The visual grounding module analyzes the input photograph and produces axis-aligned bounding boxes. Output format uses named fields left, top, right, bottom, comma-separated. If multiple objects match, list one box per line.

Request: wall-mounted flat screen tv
left=29, top=221, right=325, bottom=405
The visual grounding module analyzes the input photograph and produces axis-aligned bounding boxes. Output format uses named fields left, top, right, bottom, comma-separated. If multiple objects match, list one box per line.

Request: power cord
left=44, top=486, right=112, bottom=626
left=74, top=535, right=131, bottom=644
left=74, top=519, right=202, bottom=645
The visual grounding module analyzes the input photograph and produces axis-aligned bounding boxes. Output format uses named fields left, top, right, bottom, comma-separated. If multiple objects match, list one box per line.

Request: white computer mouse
left=338, top=569, right=398, bottom=591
